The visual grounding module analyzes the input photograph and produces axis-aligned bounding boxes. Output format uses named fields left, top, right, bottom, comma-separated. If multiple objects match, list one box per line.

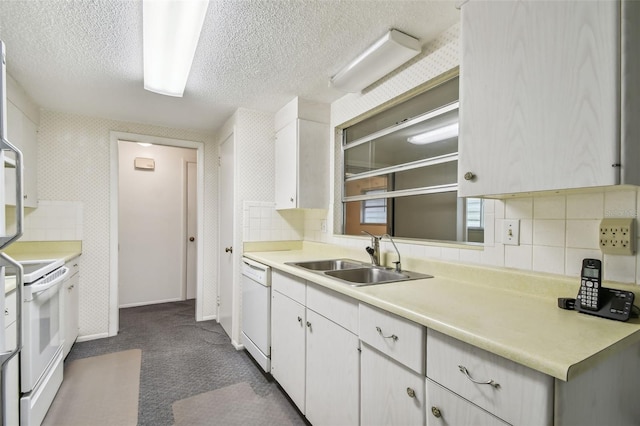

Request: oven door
left=21, top=273, right=65, bottom=393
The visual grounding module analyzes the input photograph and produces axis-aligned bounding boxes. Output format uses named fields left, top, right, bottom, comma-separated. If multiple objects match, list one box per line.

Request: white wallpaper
left=37, top=110, right=217, bottom=338
left=216, top=107, right=276, bottom=345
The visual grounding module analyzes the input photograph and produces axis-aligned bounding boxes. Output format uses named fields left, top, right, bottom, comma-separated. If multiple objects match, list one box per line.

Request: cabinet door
left=459, top=0, right=619, bottom=197
left=20, top=114, right=38, bottom=208
left=275, top=120, right=298, bottom=210
left=5, top=321, right=19, bottom=426
left=361, top=344, right=425, bottom=426
left=427, top=379, right=508, bottom=426
left=63, top=272, right=80, bottom=358
left=270, top=290, right=306, bottom=413
left=305, top=309, right=359, bottom=426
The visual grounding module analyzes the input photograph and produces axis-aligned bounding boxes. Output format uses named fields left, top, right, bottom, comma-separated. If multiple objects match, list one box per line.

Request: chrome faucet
left=383, top=234, right=402, bottom=273
left=361, top=231, right=381, bottom=266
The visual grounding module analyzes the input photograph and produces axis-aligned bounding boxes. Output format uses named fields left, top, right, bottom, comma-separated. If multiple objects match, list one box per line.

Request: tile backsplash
left=6, top=200, right=84, bottom=241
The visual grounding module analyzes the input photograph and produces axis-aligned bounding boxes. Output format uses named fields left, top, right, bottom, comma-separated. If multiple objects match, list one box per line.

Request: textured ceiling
left=0, top=0, right=459, bottom=134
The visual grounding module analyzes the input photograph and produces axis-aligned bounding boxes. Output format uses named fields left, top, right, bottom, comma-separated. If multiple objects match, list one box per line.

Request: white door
left=218, top=134, right=234, bottom=337
left=186, top=161, right=197, bottom=300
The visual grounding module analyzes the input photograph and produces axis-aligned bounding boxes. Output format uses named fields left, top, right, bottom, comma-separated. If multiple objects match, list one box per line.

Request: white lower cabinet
left=426, top=379, right=508, bottom=426
left=305, top=309, right=359, bottom=425
left=5, top=290, right=19, bottom=426
left=361, top=344, right=425, bottom=426
left=271, top=289, right=306, bottom=411
left=62, top=260, right=80, bottom=358
left=270, top=271, right=359, bottom=425
left=427, top=329, right=553, bottom=425
left=359, top=303, right=426, bottom=426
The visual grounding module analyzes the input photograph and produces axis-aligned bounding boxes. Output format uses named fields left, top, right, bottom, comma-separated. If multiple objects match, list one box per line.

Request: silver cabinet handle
left=376, top=326, right=398, bottom=341
left=406, top=387, right=415, bottom=398
left=297, top=316, right=302, bottom=325
left=225, top=247, right=233, bottom=253
left=464, top=171, right=475, bottom=181
left=458, top=365, right=500, bottom=388
left=306, top=321, right=312, bottom=331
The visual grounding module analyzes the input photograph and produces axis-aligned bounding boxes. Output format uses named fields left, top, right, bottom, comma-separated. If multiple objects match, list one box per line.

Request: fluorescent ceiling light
left=143, top=0, right=209, bottom=97
left=330, top=29, right=421, bottom=93
left=137, top=142, right=153, bottom=147
left=407, top=123, right=459, bottom=145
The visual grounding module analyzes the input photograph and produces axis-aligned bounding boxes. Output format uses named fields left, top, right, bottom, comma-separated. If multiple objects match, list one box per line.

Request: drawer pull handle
left=431, top=406, right=442, bottom=418
left=406, top=387, right=416, bottom=398
left=297, top=316, right=303, bottom=325
left=306, top=321, right=312, bottom=331
left=458, top=365, right=500, bottom=389
left=4, top=308, right=8, bottom=316
left=376, top=326, right=398, bottom=341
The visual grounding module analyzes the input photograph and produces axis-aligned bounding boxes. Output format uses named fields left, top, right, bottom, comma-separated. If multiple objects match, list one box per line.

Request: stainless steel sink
left=286, top=259, right=365, bottom=271
left=286, top=258, right=433, bottom=286
left=325, top=267, right=432, bottom=286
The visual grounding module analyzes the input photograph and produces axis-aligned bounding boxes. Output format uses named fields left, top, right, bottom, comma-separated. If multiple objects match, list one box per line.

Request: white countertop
left=244, top=242, right=640, bottom=381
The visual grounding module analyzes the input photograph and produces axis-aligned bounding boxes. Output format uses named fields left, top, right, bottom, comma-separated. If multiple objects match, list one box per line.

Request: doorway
left=117, top=141, right=196, bottom=307
left=109, top=132, right=205, bottom=336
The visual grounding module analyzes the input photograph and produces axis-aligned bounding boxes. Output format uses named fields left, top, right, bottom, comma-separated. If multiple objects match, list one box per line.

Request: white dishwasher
left=241, top=257, right=271, bottom=372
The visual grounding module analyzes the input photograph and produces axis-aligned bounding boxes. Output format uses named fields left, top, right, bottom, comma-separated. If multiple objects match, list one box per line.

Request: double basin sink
left=285, top=258, right=432, bottom=286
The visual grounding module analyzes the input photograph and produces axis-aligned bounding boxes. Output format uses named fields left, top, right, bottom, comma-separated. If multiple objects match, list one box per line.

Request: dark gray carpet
left=65, top=300, right=307, bottom=426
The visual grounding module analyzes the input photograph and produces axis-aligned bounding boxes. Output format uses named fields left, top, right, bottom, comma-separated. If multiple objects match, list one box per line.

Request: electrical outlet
left=503, top=219, right=520, bottom=246
left=599, top=218, right=636, bottom=255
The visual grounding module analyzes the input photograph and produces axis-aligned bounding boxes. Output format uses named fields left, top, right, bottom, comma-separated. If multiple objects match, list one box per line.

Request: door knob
left=225, top=247, right=233, bottom=253
left=189, top=237, right=195, bottom=242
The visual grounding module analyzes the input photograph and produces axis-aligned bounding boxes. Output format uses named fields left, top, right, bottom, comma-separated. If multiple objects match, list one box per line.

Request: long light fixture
left=407, top=123, right=459, bottom=145
left=143, top=0, right=209, bottom=97
left=330, top=29, right=421, bottom=93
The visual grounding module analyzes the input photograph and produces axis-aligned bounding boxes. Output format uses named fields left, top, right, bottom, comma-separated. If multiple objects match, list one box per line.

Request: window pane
left=344, top=76, right=459, bottom=144
left=344, top=108, right=458, bottom=177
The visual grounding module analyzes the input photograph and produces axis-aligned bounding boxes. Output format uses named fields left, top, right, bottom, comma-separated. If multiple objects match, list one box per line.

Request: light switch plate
left=503, top=219, right=520, bottom=246
left=600, top=218, right=636, bottom=255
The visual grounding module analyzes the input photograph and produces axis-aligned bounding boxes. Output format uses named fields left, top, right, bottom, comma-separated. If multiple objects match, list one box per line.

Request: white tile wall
left=21, top=200, right=83, bottom=241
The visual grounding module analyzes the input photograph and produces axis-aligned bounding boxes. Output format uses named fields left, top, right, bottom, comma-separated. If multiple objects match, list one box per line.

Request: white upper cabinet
left=6, top=100, right=38, bottom=208
left=458, top=0, right=638, bottom=197
left=274, top=97, right=329, bottom=210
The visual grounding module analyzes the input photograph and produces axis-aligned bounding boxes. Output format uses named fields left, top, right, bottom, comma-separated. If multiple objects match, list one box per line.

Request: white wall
left=37, top=110, right=217, bottom=339
left=118, top=141, right=197, bottom=307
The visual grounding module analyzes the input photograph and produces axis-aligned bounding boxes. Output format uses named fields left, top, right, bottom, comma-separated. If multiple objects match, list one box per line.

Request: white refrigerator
left=0, top=39, right=25, bottom=426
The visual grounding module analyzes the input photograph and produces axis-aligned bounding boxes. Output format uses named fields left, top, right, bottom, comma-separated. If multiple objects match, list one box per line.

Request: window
left=339, top=72, right=484, bottom=243
left=361, top=190, right=387, bottom=224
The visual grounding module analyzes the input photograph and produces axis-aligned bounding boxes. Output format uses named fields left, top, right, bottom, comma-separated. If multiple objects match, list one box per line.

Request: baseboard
left=119, top=297, right=182, bottom=309
left=77, top=332, right=109, bottom=342
left=201, top=314, right=216, bottom=321
left=232, top=340, right=245, bottom=350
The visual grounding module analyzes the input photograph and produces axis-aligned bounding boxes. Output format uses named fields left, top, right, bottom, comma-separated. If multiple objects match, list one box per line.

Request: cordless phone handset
left=578, top=258, right=602, bottom=311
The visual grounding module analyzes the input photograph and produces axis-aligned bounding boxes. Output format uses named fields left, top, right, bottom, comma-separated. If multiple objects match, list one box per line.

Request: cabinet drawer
left=272, top=270, right=305, bottom=304
left=426, top=329, right=553, bottom=425
left=307, top=284, right=358, bottom=334
left=66, top=259, right=80, bottom=277
left=4, top=291, right=17, bottom=326
left=427, top=379, right=508, bottom=426
left=359, top=303, right=425, bottom=374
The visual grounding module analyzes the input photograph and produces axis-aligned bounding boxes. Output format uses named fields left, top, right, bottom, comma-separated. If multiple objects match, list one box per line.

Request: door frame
left=109, top=131, right=205, bottom=336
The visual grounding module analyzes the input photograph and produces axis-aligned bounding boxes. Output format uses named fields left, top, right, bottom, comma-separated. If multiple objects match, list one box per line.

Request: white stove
left=17, top=258, right=69, bottom=426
